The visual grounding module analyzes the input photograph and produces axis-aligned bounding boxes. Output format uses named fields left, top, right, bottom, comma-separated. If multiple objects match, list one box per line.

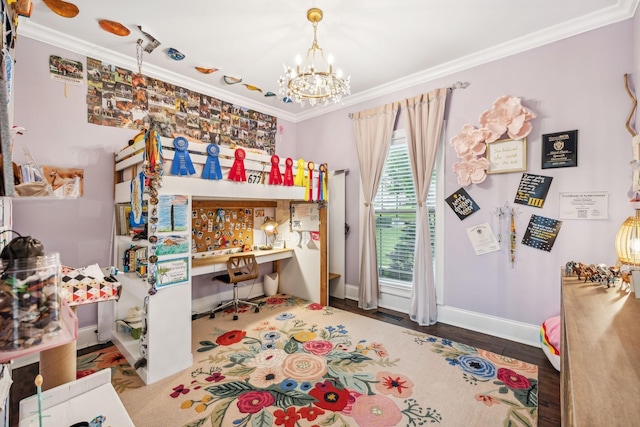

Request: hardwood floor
left=8, top=298, right=560, bottom=426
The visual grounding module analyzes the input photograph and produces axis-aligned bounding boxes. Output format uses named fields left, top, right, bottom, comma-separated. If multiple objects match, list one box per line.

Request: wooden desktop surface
left=561, top=273, right=640, bottom=425
left=191, top=248, right=294, bottom=276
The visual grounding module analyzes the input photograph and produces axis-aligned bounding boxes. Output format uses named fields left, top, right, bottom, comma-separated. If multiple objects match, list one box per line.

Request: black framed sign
left=514, top=173, right=553, bottom=208
left=542, top=130, right=578, bottom=169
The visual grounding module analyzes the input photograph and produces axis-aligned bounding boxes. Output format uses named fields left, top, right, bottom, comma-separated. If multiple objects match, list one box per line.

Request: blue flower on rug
left=176, top=298, right=443, bottom=426
left=409, top=332, right=538, bottom=427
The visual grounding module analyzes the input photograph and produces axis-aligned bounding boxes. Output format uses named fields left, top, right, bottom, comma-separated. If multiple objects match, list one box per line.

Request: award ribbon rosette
left=202, top=143, right=223, bottom=180
left=317, top=163, right=328, bottom=201
left=228, top=148, right=247, bottom=182
left=305, top=161, right=315, bottom=201
left=283, top=157, right=294, bottom=186
left=170, top=136, right=196, bottom=176
left=294, top=158, right=306, bottom=187
left=269, top=155, right=283, bottom=185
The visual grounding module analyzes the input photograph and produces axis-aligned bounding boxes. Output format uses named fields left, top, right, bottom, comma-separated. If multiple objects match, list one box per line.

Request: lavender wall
left=296, top=20, right=635, bottom=326
left=9, top=18, right=635, bottom=331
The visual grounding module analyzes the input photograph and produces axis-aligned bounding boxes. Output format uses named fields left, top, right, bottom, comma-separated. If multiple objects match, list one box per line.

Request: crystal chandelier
left=279, top=8, right=351, bottom=107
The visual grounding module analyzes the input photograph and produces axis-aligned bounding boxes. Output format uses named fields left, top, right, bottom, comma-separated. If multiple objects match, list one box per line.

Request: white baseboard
left=343, top=283, right=539, bottom=347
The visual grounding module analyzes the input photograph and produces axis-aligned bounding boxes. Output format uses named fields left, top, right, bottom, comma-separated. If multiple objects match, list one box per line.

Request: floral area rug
left=76, top=345, right=145, bottom=392
left=119, top=295, right=538, bottom=426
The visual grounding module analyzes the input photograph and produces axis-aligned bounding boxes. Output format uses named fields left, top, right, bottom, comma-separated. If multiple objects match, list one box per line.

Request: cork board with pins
left=191, top=200, right=276, bottom=254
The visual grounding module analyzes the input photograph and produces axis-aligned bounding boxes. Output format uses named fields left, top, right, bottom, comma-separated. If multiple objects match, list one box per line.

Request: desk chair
left=210, top=254, right=260, bottom=320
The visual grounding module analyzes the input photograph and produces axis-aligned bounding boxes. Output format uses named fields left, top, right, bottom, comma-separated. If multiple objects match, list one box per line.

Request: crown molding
left=17, top=1, right=639, bottom=124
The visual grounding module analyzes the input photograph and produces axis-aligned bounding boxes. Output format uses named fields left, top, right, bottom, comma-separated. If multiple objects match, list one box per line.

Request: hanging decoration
left=294, top=159, right=306, bottom=186
left=228, top=148, right=247, bottom=182
left=243, top=84, right=263, bottom=93
left=130, top=172, right=144, bottom=224
left=317, top=163, right=328, bottom=201
left=492, top=202, right=520, bottom=268
left=268, top=155, right=282, bottom=185
left=166, top=47, right=185, bottom=61
left=509, top=207, right=517, bottom=268
left=142, top=130, right=164, bottom=182
left=202, top=143, right=222, bottom=180
left=283, top=157, right=294, bottom=186
left=305, top=161, right=315, bottom=201
left=223, top=76, right=242, bottom=85
left=98, top=19, right=130, bottom=36
left=170, top=137, right=195, bottom=176
left=42, top=0, right=79, bottom=18
left=195, top=67, right=218, bottom=74
left=451, top=96, right=536, bottom=187
left=137, top=25, right=161, bottom=53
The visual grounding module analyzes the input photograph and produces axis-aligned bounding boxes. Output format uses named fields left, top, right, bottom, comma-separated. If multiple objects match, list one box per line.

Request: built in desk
left=191, top=248, right=294, bottom=277
left=561, top=271, right=640, bottom=425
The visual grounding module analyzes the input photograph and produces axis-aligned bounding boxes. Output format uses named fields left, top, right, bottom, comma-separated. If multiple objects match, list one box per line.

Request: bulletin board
left=291, top=202, right=320, bottom=232
left=191, top=201, right=254, bottom=253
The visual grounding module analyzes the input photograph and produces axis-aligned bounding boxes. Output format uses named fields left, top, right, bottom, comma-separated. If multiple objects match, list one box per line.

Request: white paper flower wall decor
left=450, top=95, right=536, bottom=187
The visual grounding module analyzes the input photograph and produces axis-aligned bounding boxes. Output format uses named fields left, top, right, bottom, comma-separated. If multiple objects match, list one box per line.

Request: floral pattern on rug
left=76, top=346, right=144, bottom=392
left=407, top=330, right=538, bottom=427
left=173, top=297, right=443, bottom=426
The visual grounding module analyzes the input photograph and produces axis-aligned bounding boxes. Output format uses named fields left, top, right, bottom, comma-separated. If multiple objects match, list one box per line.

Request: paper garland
left=202, top=143, right=222, bottom=180
left=228, top=148, right=247, bottom=182
left=170, top=137, right=196, bottom=176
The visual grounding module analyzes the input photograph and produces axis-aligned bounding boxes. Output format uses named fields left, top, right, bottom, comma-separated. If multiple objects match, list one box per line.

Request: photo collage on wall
left=85, top=57, right=277, bottom=154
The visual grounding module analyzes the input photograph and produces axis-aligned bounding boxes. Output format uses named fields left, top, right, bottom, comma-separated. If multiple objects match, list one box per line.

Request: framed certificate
left=542, top=130, right=578, bottom=169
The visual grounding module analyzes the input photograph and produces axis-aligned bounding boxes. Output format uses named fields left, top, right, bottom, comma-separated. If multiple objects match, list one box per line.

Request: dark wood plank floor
left=8, top=298, right=560, bottom=426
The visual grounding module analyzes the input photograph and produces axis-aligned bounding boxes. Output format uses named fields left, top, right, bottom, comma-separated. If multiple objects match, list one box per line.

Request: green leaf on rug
left=206, top=380, right=253, bottom=398
left=252, top=409, right=274, bottom=427
left=284, top=339, right=299, bottom=354
left=208, top=398, right=234, bottom=427
left=268, top=387, right=316, bottom=408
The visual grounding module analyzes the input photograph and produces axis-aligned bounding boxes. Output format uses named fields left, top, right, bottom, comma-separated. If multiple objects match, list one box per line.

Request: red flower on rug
left=215, top=329, right=246, bottom=345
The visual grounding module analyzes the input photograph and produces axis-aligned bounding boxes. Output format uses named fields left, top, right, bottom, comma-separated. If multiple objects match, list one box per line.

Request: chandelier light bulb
left=278, top=8, right=351, bottom=108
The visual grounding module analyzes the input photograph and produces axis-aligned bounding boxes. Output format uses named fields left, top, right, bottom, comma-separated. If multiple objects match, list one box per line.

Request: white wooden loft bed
left=113, top=135, right=318, bottom=203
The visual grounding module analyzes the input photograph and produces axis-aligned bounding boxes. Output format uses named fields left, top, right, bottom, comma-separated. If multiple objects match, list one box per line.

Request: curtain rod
left=348, top=81, right=468, bottom=119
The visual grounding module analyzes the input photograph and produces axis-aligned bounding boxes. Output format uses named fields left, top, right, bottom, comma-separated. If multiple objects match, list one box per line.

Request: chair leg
left=210, top=283, right=260, bottom=319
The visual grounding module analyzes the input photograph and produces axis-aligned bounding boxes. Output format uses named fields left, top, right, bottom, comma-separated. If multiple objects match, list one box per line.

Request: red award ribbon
left=269, top=155, right=282, bottom=185
left=305, top=161, right=315, bottom=201
left=228, top=148, right=247, bottom=182
left=283, top=157, right=294, bottom=186
left=294, top=159, right=306, bottom=187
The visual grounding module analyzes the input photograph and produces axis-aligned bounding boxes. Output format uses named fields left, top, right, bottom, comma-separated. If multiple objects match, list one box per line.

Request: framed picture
left=485, top=137, right=527, bottom=174
left=542, top=130, right=578, bottom=169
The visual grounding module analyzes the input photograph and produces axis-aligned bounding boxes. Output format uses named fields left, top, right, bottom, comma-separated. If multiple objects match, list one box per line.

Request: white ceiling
left=16, top=0, right=639, bottom=122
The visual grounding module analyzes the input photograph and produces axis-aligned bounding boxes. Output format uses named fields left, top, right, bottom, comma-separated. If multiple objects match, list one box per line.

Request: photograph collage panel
left=86, top=57, right=277, bottom=154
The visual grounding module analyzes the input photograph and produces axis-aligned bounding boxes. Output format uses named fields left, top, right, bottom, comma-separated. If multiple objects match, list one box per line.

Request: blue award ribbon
left=170, top=137, right=196, bottom=175
left=202, top=143, right=223, bottom=180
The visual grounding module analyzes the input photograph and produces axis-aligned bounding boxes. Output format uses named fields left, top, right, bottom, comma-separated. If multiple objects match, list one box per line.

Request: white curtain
left=352, top=103, right=399, bottom=309
left=401, top=88, right=448, bottom=325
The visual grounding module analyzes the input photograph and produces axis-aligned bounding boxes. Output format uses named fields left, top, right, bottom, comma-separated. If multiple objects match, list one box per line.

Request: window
left=374, top=131, right=437, bottom=284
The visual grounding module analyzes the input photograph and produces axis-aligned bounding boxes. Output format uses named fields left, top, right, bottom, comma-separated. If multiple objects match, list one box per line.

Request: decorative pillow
left=540, top=315, right=561, bottom=371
